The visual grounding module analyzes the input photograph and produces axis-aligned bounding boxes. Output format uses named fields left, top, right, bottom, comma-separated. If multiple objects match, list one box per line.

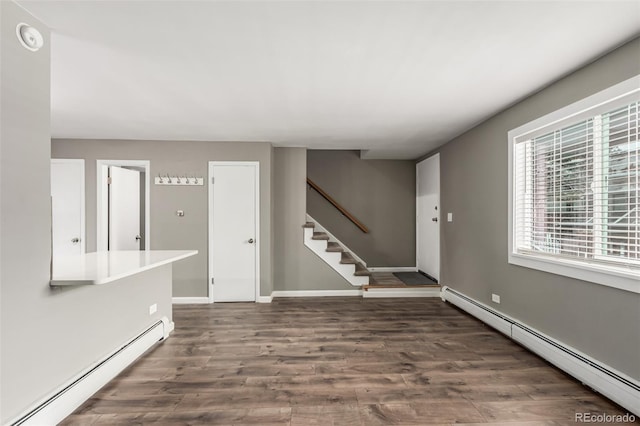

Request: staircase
left=303, top=218, right=370, bottom=287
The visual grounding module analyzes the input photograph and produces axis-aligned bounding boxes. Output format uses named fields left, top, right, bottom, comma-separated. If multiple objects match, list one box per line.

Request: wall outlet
left=447, top=213, right=453, bottom=222
left=149, top=303, right=157, bottom=315
left=491, top=294, right=500, bottom=304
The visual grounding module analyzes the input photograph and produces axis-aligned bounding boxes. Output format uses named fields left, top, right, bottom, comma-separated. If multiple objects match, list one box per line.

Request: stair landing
left=364, top=272, right=441, bottom=290
left=363, top=272, right=441, bottom=298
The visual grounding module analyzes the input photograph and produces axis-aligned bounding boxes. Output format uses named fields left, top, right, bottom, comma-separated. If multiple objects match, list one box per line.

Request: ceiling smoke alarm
left=16, top=23, right=44, bottom=52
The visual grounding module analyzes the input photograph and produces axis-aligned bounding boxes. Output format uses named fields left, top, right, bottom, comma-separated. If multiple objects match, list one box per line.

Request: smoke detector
left=16, top=23, right=44, bottom=52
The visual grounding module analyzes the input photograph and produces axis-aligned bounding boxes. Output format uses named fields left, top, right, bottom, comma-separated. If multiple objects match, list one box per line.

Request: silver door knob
left=71, top=237, right=80, bottom=244
left=432, top=217, right=438, bottom=222
left=135, top=235, right=142, bottom=241
left=248, top=238, right=254, bottom=244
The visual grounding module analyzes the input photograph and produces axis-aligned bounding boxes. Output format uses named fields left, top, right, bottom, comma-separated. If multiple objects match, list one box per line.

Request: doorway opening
left=96, top=159, right=150, bottom=251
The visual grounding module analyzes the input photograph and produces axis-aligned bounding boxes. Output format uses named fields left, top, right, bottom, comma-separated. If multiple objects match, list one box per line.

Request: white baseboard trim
left=367, top=267, right=418, bottom=273
left=257, top=295, right=273, bottom=303
left=271, top=290, right=363, bottom=298
left=363, top=287, right=441, bottom=298
left=10, top=319, right=168, bottom=426
left=172, top=297, right=210, bottom=304
left=441, top=286, right=640, bottom=417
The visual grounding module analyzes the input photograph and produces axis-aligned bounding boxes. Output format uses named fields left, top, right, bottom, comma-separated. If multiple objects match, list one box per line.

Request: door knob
left=71, top=237, right=80, bottom=244
left=248, top=238, right=254, bottom=244
left=432, top=217, right=438, bottom=222
left=135, top=235, right=142, bottom=241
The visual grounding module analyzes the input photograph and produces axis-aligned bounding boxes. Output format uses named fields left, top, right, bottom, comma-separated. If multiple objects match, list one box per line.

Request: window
left=508, top=76, right=639, bottom=293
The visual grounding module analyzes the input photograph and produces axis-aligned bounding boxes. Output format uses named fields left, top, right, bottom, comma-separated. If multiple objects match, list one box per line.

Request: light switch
left=447, top=213, right=453, bottom=222
left=176, top=210, right=185, bottom=217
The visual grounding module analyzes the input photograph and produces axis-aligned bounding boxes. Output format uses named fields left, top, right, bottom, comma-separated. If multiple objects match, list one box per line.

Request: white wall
left=0, top=3, right=173, bottom=422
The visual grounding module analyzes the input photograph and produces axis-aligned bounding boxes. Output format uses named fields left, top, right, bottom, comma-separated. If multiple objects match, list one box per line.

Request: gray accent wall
left=307, top=150, right=416, bottom=267
left=273, top=148, right=354, bottom=291
left=435, top=37, right=640, bottom=380
left=0, top=3, right=174, bottom=422
left=52, top=139, right=273, bottom=298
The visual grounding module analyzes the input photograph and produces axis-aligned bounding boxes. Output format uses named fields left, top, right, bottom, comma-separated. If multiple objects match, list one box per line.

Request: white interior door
left=209, top=162, right=258, bottom=302
left=108, top=166, right=141, bottom=250
left=417, top=153, right=440, bottom=282
left=51, top=159, right=85, bottom=257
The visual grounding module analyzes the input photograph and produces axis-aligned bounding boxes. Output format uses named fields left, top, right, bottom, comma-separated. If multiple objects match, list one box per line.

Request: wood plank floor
left=62, top=298, right=634, bottom=425
left=368, top=272, right=440, bottom=289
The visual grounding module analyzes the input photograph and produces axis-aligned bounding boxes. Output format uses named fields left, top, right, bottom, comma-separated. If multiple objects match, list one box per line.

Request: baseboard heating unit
left=441, top=286, right=640, bottom=416
left=10, top=317, right=172, bottom=426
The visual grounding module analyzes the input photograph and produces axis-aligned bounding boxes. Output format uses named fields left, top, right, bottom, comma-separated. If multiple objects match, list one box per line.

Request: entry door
left=51, top=159, right=85, bottom=256
left=417, top=154, right=440, bottom=282
left=108, top=166, right=141, bottom=250
left=209, top=162, right=258, bottom=302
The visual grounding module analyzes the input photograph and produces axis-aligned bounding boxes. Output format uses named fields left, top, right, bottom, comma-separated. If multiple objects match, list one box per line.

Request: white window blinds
left=514, top=101, right=639, bottom=269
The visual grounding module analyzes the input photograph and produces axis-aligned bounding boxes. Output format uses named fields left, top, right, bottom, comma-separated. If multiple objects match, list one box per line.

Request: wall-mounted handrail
left=307, top=178, right=369, bottom=233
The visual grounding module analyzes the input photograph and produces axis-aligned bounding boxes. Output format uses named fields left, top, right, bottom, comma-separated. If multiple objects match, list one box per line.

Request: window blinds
left=514, top=101, right=639, bottom=268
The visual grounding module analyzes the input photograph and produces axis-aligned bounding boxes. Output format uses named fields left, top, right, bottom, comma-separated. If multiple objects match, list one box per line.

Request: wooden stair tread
left=340, top=252, right=357, bottom=264
left=354, top=263, right=371, bottom=276
left=302, top=220, right=369, bottom=285
left=325, top=242, right=343, bottom=252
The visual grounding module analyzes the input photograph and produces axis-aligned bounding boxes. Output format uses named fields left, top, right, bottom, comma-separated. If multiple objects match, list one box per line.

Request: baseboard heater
left=10, top=317, right=171, bottom=426
left=440, top=286, right=640, bottom=416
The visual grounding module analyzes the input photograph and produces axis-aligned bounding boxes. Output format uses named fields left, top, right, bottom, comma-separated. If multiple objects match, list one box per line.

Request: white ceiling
left=19, top=1, right=640, bottom=159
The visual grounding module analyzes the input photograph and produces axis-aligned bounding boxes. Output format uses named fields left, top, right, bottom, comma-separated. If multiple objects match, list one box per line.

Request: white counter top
left=50, top=250, right=198, bottom=286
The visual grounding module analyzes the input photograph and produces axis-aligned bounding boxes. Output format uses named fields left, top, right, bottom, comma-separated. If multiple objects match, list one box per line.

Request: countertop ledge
left=50, top=250, right=198, bottom=286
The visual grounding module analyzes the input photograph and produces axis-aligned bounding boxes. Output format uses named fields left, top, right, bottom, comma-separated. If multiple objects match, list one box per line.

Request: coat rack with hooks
left=154, top=175, right=203, bottom=186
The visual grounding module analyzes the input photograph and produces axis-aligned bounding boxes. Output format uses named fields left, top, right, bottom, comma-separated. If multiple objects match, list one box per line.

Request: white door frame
left=208, top=161, right=260, bottom=303
left=96, top=159, right=150, bottom=251
left=51, top=158, right=86, bottom=254
left=416, top=153, right=440, bottom=280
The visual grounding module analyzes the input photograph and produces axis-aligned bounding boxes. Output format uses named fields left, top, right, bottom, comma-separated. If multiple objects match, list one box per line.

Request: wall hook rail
left=155, top=174, right=203, bottom=186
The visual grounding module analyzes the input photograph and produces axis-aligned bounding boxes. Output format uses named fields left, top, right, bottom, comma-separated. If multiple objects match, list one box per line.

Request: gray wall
left=52, top=139, right=273, bottom=298
left=273, top=148, right=354, bottom=291
left=435, top=37, right=640, bottom=380
left=307, top=150, right=416, bottom=267
left=0, top=3, right=174, bottom=422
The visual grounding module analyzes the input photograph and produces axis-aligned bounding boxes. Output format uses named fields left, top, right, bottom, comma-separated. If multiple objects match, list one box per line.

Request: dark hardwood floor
left=62, top=298, right=634, bottom=425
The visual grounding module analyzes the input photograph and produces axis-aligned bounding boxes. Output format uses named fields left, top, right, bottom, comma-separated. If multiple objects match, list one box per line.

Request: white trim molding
left=271, top=290, right=363, bottom=298
left=172, top=297, right=210, bottom=305
left=367, top=267, right=418, bottom=273
left=441, top=286, right=640, bottom=416
left=257, top=295, right=273, bottom=303
left=363, top=287, right=440, bottom=298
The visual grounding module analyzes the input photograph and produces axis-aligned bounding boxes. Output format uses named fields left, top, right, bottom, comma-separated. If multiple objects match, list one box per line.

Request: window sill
left=508, top=252, right=640, bottom=294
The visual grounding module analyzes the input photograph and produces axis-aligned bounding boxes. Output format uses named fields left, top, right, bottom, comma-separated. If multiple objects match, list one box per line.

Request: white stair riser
left=350, top=275, right=370, bottom=286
